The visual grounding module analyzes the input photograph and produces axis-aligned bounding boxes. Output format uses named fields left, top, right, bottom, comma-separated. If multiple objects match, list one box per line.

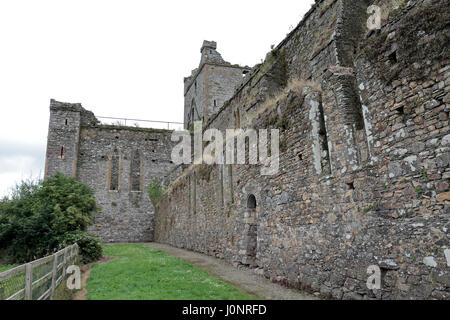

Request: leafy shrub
left=0, top=173, right=102, bottom=264
left=147, top=178, right=166, bottom=208
left=58, top=231, right=103, bottom=264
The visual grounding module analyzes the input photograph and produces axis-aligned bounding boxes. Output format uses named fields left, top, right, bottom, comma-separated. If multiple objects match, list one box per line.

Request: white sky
left=0, top=0, right=315, bottom=197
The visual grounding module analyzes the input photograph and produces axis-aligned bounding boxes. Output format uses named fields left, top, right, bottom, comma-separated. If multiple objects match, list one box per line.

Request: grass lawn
left=0, top=265, right=17, bottom=273
left=86, top=244, right=258, bottom=300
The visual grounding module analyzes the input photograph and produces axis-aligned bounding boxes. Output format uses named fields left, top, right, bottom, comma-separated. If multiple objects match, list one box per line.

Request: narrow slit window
left=59, top=146, right=65, bottom=160
left=130, top=150, right=141, bottom=191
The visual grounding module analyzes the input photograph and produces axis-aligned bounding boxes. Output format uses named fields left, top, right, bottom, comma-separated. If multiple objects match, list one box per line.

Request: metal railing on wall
left=0, top=244, right=79, bottom=300
left=97, top=116, right=184, bottom=131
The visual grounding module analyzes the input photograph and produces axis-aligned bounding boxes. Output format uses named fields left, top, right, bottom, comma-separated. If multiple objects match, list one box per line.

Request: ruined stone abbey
left=45, top=0, right=449, bottom=299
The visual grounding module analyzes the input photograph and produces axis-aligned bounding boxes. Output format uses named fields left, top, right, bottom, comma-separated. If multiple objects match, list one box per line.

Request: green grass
left=0, top=265, right=17, bottom=273
left=86, top=244, right=258, bottom=300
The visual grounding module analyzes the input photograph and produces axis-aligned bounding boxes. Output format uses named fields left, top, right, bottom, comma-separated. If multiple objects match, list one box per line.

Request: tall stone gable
left=45, top=100, right=178, bottom=242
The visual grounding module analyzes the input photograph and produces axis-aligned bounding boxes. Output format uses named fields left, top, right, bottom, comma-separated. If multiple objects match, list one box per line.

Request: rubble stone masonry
left=45, top=100, right=177, bottom=242
left=155, top=0, right=450, bottom=299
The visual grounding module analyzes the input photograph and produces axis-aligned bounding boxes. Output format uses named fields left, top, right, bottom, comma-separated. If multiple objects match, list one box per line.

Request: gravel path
left=144, top=242, right=317, bottom=300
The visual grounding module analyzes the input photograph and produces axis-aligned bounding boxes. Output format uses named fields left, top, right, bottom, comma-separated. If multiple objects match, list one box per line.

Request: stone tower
left=44, top=99, right=177, bottom=243
left=183, top=40, right=250, bottom=129
left=44, top=99, right=94, bottom=178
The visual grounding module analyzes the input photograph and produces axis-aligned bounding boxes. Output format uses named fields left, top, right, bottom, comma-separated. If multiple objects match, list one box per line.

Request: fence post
left=74, top=244, right=79, bottom=265
left=50, top=253, right=58, bottom=300
left=62, top=247, right=68, bottom=279
left=25, top=263, right=32, bottom=300
left=71, top=243, right=75, bottom=264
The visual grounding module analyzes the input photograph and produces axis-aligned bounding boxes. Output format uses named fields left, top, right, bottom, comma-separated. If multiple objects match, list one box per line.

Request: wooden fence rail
left=0, top=244, right=79, bottom=300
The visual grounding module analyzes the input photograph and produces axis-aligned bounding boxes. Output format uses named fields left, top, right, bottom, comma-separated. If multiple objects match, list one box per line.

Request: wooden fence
left=0, top=244, right=79, bottom=300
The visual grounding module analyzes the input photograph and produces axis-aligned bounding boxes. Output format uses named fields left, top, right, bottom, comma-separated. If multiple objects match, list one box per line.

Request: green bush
left=58, top=231, right=103, bottom=264
left=147, top=178, right=166, bottom=208
left=0, top=173, right=102, bottom=264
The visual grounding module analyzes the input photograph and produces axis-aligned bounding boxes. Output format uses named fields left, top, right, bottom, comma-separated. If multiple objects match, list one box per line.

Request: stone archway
left=242, top=194, right=258, bottom=267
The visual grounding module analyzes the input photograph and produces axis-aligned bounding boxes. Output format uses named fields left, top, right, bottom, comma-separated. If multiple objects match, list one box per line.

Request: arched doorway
left=243, top=194, right=258, bottom=267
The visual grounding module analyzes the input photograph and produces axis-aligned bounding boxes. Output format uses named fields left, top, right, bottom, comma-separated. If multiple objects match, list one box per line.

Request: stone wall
left=184, top=41, right=250, bottom=129
left=155, top=0, right=449, bottom=299
left=45, top=102, right=177, bottom=242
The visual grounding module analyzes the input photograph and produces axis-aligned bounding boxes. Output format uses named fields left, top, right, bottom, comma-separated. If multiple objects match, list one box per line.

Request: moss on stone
left=361, top=0, right=450, bottom=83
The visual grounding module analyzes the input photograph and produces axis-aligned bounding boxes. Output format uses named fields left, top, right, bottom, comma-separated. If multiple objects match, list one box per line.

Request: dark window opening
left=245, top=193, right=258, bottom=267
left=247, top=194, right=257, bottom=209
left=59, top=146, right=65, bottom=160
left=388, top=51, right=397, bottom=64
left=395, top=106, right=406, bottom=123
left=214, top=100, right=217, bottom=107
left=298, top=153, right=303, bottom=161
left=130, top=150, right=141, bottom=191
left=65, top=119, right=68, bottom=125
left=346, top=182, right=355, bottom=190
left=318, top=102, right=331, bottom=174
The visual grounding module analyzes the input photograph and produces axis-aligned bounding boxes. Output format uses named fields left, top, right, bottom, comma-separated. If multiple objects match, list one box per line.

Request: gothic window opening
left=244, top=193, right=258, bottom=266
left=318, top=102, right=331, bottom=174
left=247, top=194, right=256, bottom=209
left=110, top=149, right=120, bottom=191
left=130, top=150, right=141, bottom=191
left=310, top=95, right=331, bottom=175
left=59, top=146, right=65, bottom=160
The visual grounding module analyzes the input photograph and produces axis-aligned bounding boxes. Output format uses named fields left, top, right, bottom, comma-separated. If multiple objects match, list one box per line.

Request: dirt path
left=72, top=264, right=91, bottom=300
left=144, top=242, right=317, bottom=300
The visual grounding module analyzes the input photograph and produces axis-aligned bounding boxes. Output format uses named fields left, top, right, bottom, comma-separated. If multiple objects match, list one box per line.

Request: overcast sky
left=0, top=0, right=314, bottom=197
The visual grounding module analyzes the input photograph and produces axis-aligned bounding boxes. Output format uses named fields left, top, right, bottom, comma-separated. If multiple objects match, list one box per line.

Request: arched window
left=110, top=149, right=120, bottom=191
left=130, top=150, right=141, bottom=191
left=190, top=98, right=198, bottom=124
left=247, top=194, right=256, bottom=209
